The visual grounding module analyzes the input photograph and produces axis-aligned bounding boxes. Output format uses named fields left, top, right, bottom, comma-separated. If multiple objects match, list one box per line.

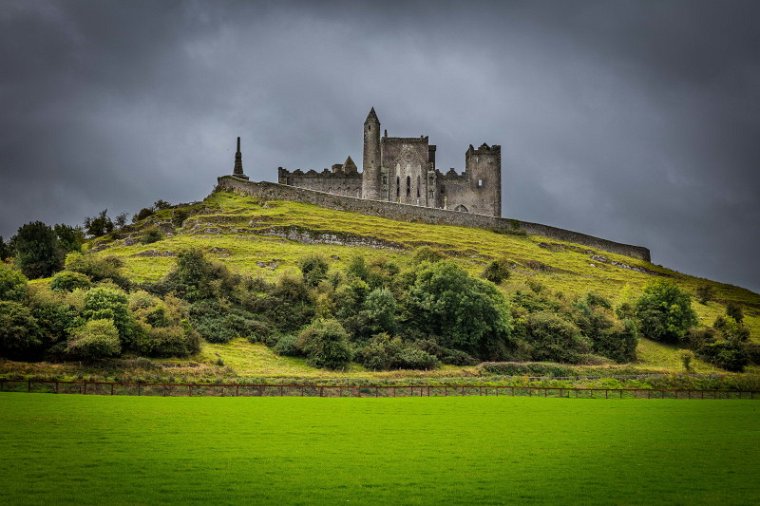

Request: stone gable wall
left=217, top=176, right=651, bottom=262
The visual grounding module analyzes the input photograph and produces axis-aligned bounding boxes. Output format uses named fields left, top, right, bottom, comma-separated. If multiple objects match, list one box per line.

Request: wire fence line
left=0, top=379, right=757, bottom=400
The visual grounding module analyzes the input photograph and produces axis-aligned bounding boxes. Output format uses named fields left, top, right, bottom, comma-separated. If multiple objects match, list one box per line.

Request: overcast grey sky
left=1, top=0, right=758, bottom=292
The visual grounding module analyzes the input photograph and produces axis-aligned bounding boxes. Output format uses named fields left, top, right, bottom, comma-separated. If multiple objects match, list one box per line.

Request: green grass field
left=1, top=393, right=758, bottom=505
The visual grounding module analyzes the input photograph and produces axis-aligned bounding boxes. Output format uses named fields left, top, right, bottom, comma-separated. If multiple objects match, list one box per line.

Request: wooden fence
left=0, top=379, right=758, bottom=400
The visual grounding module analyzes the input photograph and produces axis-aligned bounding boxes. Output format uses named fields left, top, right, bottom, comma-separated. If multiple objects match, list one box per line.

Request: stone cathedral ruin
left=276, top=108, right=502, bottom=216
left=219, top=108, right=651, bottom=262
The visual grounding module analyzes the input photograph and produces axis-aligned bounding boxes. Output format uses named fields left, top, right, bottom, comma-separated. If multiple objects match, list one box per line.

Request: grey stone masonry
left=217, top=176, right=651, bottom=262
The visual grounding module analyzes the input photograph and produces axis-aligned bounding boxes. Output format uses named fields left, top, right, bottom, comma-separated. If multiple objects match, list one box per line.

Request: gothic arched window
left=417, top=175, right=420, bottom=198
left=396, top=176, right=400, bottom=199
left=406, top=176, right=411, bottom=197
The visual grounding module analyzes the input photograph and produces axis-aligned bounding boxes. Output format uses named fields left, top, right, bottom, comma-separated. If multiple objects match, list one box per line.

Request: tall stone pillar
left=361, top=108, right=381, bottom=200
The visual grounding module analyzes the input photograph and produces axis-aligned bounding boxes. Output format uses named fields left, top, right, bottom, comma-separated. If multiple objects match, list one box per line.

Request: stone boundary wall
left=217, top=176, right=651, bottom=262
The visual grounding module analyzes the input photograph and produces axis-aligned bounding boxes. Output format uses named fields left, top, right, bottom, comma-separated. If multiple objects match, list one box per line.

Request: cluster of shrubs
left=0, top=231, right=755, bottom=374
left=630, top=280, right=753, bottom=372
left=0, top=254, right=199, bottom=362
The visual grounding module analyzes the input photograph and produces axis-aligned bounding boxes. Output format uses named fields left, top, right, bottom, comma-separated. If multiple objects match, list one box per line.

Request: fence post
left=320, top=386, right=324, bottom=397
left=28, top=380, right=32, bottom=393
left=605, top=389, right=608, bottom=399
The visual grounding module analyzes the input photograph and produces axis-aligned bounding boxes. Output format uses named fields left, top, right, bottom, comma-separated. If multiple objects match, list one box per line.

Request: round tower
left=361, top=107, right=381, bottom=200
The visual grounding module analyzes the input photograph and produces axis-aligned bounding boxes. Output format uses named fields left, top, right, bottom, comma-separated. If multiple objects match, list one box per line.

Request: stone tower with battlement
left=273, top=108, right=502, bottom=217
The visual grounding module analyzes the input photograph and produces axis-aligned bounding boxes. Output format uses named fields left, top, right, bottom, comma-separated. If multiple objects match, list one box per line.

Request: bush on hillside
left=481, top=259, right=511, bottom=284
left=299, top=255, right=329, bottom=287
left=696, top=342, right=748, bottom=373
left=50, top=271, right=92, bottom=292
left=406, top=261, right=513, bottom=360
left=65, top=253, right=130, bottom=289
left=635, top=281, right=697, bottom=343
left=297, top=319, right=353, bottom=370
left=190, top=299, right=266, bottom=343
left=27, top=287, right=80, bottom=349
left=12, top=221, right=64, bottom=278
left=134, top=325, right=200, bottom=357
left=82, top=286, right=138, bottom=348
left=66, top=319, right=121, bottom=359
left=272, top=334, right=302, bottom=357
left=412, top=246, right=445, bottom=264
left=0, top=300, right=43, bottom=359
left=523, top=311, right=591, bottom=364
left=357, top=334, right=438, bottom=371
left=141, top=228, right=164, bottom=244
left=0, top=264, right=27, bottom=301
left=725, top=302, right=744, bottom=324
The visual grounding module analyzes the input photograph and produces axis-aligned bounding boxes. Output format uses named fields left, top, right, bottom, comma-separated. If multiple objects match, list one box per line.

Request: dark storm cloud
left=1, top=0, right=758, bottom=291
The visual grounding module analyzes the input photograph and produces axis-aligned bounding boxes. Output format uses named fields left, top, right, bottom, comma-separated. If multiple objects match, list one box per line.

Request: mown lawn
left=1, top=394, right=758, bottom=505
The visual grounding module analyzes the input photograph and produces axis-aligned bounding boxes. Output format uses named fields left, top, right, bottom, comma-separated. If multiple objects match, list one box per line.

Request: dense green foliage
left=299, top=255, right=329, bottom=287
left=481, top=258, right=511, bottom=284
left=297, top=319, right=353, bottom=370
left=65, top=252, right=130, bottom=289
left=0, top=236, right=9, bottom=261
left=635, top=281, right=697, bottom=343
left=0, top=263, right=28, bottom=301
left=406, top=261, right=513, bottom=360
left=84, top=209, right=115, bottom=237
left=82, top=286, right=136, bottom=345
left=66, top=319, right=121, bottom=359
left=11, top=221, right=64, bottom=278
left=2, top=395, right=759, bottom=505
left=357, top=333, right=439, bottom=370
left=0, top=300, right=42, bottom=358
left=50, top=271, right=92, bottom=292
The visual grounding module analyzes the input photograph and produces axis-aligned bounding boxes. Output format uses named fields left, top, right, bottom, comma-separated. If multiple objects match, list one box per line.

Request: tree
left=50, top=271, right=92, bottom=292
left=0, top=236, right=9, bottom=260
left=132, top=207, right=155, bottom=223
left=154, top=200, right=172, bottom=210
left=114, top=213, right=129, bottom=229
left=54, top=224, right=84, bottom=253
left=297, top=319, right=353, bottom=370
left=634, top=281, right=697, bottom=343
left=299, top=255, right=329, bottom=287
left=482, top=259, right=511, bottom=284
left=84, top=209, right=114, bottom=237
left=11, top=221, right=64, bottom=278
left=65, top=252, right=129, bottom=289
left=406, top=261, right=512, bottom=360
left=725, top=302, right=744, bottom=324
left=0, top=301, right=42, bottom=359
left=82, top=286, right=137, bottom=348
left=524, top=311, right=591, bottom=363
left=0, top=263, right=28, bottom=301
left=67, top=319, right=121, bottom=359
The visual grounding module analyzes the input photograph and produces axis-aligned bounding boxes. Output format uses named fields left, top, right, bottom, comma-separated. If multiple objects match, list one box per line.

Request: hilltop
left=40, top=186, right=750, bottom=378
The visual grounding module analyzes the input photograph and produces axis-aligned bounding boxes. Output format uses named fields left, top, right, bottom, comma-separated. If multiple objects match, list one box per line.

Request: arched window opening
left=417, top=175, right=421, bottom=198
left=406, top=176, right=411, bottom=197
left=396, top=177, right=400, bottom=199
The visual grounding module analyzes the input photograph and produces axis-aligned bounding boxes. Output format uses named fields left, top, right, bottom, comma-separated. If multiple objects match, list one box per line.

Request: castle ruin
left=276, top=108, right=502, bottom=217
left=221, top=108, right=650, bottom=262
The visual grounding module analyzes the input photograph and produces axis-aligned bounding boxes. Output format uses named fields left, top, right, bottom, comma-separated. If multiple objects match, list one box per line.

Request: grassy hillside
left=10, top=187, right=758, bottom=380
left=95, top=190, right=759, bottom=323
left=2, top=393, right=759, bottom=505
